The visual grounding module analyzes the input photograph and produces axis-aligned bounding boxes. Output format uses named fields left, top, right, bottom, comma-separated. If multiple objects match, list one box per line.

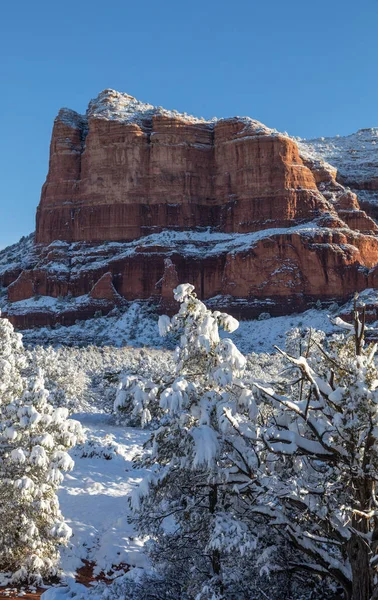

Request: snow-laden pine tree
left=114, top=373, right=160, bottom=427
left=241, top=298, right=378, bottom=600
left=26, top=345, right=90, bottom=411
left=130, top=284, right=278, bottom=599
left=0, top=314, right=25, bottom=399
left=0, top=315, right=83, bottom=583
left=113, top=344, right=177, bottom=428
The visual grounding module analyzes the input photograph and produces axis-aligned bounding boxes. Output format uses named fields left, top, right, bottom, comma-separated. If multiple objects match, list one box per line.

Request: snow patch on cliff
left=44, top=220, right=363, bottom=277
left=6, top=294, right=111, bottom=315
left=1, top=223, right=333, bottom=285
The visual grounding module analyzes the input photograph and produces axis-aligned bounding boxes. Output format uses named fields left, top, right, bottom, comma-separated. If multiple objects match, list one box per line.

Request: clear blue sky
left=1, top=0, right=377, bottom=249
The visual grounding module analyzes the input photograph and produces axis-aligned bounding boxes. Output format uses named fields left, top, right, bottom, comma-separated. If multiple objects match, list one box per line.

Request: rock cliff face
left=37, top=90, right=332, bottom=244
left=2, top=90, right=378, bottom=329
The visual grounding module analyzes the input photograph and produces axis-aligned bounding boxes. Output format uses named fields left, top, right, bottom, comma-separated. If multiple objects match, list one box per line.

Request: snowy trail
left=58, top=413, right=150, bottom=579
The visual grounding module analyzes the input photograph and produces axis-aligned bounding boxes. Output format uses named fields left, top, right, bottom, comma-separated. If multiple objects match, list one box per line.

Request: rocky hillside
left=1, top=89, right=378, bottom=329
left=299, top=128, right=378, bottom=218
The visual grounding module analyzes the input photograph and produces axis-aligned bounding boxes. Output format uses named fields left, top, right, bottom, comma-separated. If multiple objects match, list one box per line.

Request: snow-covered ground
left=0, top=413, right=150, bottom=599
left=59, top=413, right=150, bottom=580
left=20, top=303, right=166, bottom=349
left=19, top=303, right=338, bottom=354
left=229, top=308, right=337, bottom=354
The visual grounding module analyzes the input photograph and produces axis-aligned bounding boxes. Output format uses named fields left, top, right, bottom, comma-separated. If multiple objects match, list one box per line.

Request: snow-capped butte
left=59, top=88, right=275, bottom=133
left=4, top=88, right=378, bottom=333
left=86, top=88, right=208, bottom=125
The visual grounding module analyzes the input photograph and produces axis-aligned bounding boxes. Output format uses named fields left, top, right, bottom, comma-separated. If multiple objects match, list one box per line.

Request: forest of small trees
left=1, top=285, right=378, bottom=600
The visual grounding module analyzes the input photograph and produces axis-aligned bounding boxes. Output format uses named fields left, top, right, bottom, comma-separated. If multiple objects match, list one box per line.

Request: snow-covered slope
left=18, top=302, right=338, bottom=354
left=299, top=128, right=378, bottom=209
left=0, top=234, right=35, bottom=277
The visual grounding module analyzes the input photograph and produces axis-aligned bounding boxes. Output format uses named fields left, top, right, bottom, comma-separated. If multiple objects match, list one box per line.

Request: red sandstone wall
left=36, top=111, right=330, bottom=244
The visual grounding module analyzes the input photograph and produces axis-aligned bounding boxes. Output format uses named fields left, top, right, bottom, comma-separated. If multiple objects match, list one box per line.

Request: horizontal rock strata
left=2, top=90, right=378, bottom=329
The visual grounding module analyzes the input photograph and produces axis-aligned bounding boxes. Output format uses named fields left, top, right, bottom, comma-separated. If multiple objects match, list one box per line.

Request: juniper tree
left=131, top=284, right=263, bottom=599
left=0, top=315, right=83, bottom=583
left=240, top=298, right=378, bottom=600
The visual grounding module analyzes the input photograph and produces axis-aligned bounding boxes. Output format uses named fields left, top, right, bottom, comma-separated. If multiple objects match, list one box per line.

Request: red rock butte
left=2, top=89, right=378, bottom=329
left=37, top=90, right=330, bottom=244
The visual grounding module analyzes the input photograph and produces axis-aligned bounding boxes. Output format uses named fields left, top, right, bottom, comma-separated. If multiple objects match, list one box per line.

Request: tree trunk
left=347, top=531, right=372, bottom=600
left=209, top=484, right=221, bottom=577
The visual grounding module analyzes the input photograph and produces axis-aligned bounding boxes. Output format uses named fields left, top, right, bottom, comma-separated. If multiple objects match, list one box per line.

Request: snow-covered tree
left=243, top=298, right=378, bottom=600
left=130, top=285, right=272, bottom=598
left=113, top=346, right=176, bottom=427
left=0, top=315, right=25, bottom=401
left=26, top=345, right=90, bottom=411
left=0, top=315, right=83, bottom=583
left=114, top=373, right=160, bottom=428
